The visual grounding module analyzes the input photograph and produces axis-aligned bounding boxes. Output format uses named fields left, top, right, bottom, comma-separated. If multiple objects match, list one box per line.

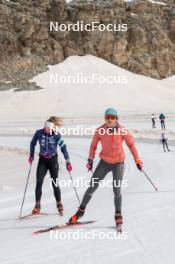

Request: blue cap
left=105, top=108, right=118, bottom=117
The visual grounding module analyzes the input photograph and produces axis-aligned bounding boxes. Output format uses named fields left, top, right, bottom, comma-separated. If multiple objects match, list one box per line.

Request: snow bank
left=0, top=55, right=174, bottom=121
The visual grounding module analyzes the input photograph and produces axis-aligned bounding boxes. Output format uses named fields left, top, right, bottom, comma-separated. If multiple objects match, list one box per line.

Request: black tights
left=35, top=156, right=61, bottom=203
left=80, top=160, right=124, bottom=213
left=162, top=140, right=170, bottom=152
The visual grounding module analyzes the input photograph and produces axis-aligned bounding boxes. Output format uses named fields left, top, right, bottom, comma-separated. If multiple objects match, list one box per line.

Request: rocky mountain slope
left=0, top=0, right=175, bottom=89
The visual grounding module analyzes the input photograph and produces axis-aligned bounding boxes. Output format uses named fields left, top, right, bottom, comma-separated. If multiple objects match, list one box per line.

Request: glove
left=66, top=161, right=72, bottom=172
left=86, top=158, right=93, bottom=171
left=28, top=156, right=33, bottom=164
left=136, top=159, right=143, bottom=171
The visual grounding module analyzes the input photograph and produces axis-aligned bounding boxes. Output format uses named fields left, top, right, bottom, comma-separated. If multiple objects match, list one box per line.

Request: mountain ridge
left=0, top=0, right=175, bottom=90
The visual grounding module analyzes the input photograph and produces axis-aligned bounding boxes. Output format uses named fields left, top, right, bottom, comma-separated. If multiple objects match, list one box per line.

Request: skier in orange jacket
left=69, top=108, right=143, bottom=229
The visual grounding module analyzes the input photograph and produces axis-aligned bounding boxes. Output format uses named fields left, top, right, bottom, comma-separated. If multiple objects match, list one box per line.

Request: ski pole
left=68, top=172, right=81, bottom=206
left=19, top=164, right=32, bottom=218
left=142, top=170, right=158, bottom=192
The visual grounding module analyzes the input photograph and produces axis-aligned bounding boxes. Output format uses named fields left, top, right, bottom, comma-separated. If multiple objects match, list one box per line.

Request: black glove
left=86, top=158, right=93, bottom=171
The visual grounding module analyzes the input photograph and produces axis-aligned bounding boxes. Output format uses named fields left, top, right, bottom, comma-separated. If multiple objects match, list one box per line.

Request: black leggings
left=162, top=140, right=170, bottom=152
left=80, top=160, right=124, bottom=213
left=35, top=155, right=61, bottom=203
left=161, top=120, right=165, bottom=130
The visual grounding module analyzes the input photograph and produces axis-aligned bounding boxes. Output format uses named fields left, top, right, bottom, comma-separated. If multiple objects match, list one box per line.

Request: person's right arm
left=87, top=130, right=100, bottom=171
left=89, top=130, right=100, bottom=160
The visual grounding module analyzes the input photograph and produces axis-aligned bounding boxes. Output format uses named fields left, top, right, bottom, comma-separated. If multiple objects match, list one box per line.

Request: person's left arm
left=123, top=129, right=143, bottom=171
left=57, top=134, right=72, bottom=171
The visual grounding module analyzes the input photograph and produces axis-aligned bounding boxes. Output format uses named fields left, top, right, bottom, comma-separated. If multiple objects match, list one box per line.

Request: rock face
left=0, top=0, right=175, bottom=87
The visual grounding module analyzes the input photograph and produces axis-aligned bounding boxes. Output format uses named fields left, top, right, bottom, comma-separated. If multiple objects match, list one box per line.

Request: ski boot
left=69, top=207, right=85, bottom=224
left=32, top=202, right=41, bottom=214
left=115, top=211, right=123, bottom=233
left=57, top=202, right=64, bottom=216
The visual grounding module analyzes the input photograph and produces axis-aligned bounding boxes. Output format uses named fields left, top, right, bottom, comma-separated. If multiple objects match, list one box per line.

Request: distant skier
left=28, top=116, right=72, bottom=215
left=159, top=113, right=166, bottom=130
left=160, top=131, right=170, bottom=152
left=68, top=108, right=143, bottom=231
left=151, top=114, right=156, bottom=128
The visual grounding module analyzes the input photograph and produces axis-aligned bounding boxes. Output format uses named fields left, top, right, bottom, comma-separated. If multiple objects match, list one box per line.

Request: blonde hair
left=47, top=116, right=63, bottom=127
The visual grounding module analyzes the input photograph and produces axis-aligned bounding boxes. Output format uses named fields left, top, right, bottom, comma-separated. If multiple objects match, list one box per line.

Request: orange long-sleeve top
left=89, top=124, right=140, bottom=164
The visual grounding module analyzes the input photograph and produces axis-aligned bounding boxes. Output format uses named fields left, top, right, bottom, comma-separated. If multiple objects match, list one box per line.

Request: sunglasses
left=105, top=115, right=117, bottom=120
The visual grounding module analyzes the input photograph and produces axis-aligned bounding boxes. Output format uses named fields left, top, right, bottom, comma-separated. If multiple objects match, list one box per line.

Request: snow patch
left=130, top=13, right=138, bottom=16
left=147, top=0, right=166, bottom=5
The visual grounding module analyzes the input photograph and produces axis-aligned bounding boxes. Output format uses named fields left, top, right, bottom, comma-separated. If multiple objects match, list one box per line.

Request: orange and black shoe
left=115, top=211, right=123, bottom=231
left=57, top=202, right=64, bottom=216
left=32, top=202, right=41, bottom=214
left=69, top=207, right=85, bottom=224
